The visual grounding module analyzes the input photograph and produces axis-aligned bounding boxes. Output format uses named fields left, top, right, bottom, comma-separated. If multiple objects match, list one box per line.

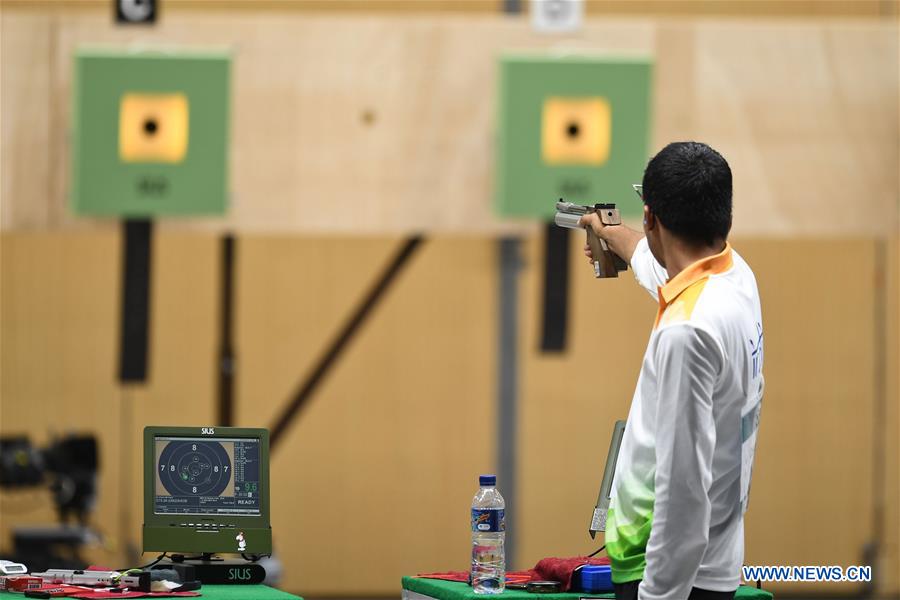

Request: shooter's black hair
left=642, top=141, right=733, bottom=246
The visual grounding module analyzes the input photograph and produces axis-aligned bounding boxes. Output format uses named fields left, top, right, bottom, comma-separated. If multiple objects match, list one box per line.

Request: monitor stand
left=154, top=553, right=266, bottom=585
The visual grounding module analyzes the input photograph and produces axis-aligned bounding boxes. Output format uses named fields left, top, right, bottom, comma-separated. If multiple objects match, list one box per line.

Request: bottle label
left=471, top=508, right=505, bottom=532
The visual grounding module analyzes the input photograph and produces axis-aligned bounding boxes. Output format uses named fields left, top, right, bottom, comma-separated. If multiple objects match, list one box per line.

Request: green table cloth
left=0, top=584, right=301, bottom=599
left=402, top=576, right=772, bottom=600
left=185, top=585, right=301, bottom=599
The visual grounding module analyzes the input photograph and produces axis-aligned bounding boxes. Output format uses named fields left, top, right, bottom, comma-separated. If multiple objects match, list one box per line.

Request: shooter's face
left=119, top=92, right=189, bottom=163
left=541, top=97, right=611, bottom=166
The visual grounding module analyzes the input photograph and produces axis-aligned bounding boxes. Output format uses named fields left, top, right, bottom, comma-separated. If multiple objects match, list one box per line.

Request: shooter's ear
left=643, top=205, right=655, bottom=231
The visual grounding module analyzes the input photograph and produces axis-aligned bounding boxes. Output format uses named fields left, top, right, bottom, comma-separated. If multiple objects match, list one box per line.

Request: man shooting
left=579, top=142, right=765, bottom=600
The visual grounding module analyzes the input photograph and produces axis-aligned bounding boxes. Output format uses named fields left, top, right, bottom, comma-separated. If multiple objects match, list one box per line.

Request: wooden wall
left=1, top=232, right=897, bottom=596
left=1, top=8, right=897, bottom=236
left=3, top=0, right=898, bottom=18
left=1, top=1, right=898, bottom=597
left=887, top=238, right=900, bottom=595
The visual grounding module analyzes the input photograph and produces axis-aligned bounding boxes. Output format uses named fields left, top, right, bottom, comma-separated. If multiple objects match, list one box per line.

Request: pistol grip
left=586, top=228, right=619, bottom=278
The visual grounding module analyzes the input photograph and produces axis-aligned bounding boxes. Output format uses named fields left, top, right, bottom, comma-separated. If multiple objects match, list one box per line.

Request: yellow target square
left=119, top=93, right=189, bottom=163
left=541, top=97, right=611, bottom=165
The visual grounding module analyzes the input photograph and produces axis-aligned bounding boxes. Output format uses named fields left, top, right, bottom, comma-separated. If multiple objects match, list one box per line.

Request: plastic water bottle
left=471, top=474, right=505, bottom=594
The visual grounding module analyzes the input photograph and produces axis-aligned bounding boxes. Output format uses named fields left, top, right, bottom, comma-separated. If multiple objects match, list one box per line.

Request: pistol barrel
left=555, top=201, right=588, bottom=214
left=555, top=201, right=591, bottom=230
left=554, top=211, right=584, bottom=230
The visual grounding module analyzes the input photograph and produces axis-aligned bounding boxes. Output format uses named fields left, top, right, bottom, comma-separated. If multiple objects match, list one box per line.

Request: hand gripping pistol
left=554, top=200, right=628, bottom=278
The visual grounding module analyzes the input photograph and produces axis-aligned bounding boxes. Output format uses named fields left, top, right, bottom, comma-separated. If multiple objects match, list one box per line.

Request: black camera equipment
left=0, top=434, right=100, bottom=571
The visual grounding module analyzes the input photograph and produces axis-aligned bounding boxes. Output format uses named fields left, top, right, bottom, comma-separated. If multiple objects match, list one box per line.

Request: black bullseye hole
left=143, top=118, right=158, bottom=136
left=566, top=122, right=580, bottom=138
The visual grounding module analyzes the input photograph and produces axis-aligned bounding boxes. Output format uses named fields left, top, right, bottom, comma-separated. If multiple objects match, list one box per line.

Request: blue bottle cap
left=479, top=474, right=496, bottom=486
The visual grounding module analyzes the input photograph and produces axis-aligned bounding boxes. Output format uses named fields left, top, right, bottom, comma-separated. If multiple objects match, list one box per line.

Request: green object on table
left=0, top=584, right=301, bottom=599
left=402, top=576, right=773, bottom=600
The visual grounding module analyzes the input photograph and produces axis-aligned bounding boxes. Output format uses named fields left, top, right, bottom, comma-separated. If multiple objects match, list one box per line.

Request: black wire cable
left=178, top=555, right=209, bottom=561
left=241, top=553, right=271, bottom=562
left=587, top=544, right=606, bottom=558
left=117, top=552, right=168, bottom=572
left=117, top=551, right=267, bottom=571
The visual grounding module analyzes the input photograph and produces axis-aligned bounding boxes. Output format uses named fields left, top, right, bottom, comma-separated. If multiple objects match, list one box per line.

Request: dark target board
left=154, top=437, right=261, bottom=516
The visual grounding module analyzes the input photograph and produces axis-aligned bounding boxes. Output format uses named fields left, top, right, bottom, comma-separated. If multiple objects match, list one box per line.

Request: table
left=402, top=576, right=773, bottom=600
left=0, top=584, right=301, bottom=599
left=182, top=585, right=301, bottom=599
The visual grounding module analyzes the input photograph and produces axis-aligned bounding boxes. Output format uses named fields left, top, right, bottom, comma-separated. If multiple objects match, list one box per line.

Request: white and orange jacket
left=606, top=238, right=765, bottom=600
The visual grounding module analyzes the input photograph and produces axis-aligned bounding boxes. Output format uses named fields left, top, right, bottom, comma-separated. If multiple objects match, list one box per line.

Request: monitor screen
left=154, top=436, right=261, bottom=516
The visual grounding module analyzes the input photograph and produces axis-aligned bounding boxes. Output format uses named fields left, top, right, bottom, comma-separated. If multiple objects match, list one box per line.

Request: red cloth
left=534, top=556, right=610, bottom=591
left=417, top=555, right=611, bottom=592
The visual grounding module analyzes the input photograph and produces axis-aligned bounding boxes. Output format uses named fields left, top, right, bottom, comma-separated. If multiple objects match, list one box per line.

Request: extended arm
left=579, top=213, right=667, bottom=297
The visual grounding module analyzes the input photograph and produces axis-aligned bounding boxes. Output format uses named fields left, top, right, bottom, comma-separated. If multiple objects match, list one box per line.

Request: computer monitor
left=143, top=426, right=272, bottom=555
left=588, top=420, right=625, bottom=539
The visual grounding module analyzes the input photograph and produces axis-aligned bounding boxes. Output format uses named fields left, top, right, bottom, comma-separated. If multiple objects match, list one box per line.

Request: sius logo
left=228, top=568, right=251, bottom=581
left=201, top=427, right=215, bottom=435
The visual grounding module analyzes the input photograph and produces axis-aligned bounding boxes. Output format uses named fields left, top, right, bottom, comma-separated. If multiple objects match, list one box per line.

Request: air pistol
left=554, top=200, right=628, bottom=278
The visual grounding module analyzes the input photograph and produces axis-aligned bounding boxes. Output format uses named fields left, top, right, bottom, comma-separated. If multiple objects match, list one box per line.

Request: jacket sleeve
left=638, top=324, right=722, bottom=600
left=630, top=237, right=669, bottom=299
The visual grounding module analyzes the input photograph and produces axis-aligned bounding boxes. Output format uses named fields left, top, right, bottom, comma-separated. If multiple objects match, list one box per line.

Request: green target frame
left=496, top=54, right=653, bottom=220
left=71, top=48, right=231, bottom=217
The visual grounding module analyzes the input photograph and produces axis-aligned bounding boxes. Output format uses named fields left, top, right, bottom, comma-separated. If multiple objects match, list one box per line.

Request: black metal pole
left=218, top=234, right=236, bottom=426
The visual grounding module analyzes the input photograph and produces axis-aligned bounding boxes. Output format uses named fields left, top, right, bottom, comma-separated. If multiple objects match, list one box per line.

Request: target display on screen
left=154, top=437, right=261, bottom=516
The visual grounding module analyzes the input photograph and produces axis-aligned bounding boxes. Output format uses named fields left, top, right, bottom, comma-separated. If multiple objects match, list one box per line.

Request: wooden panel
left=583, top=1, right=896, bottom=18
left=0, top=232, right=495, bottom=593
left=0, top=12, right=54, bottom=228
left=0, top=1, right=502, bottom=14
left=233, top=237, right=403, bottom=429
left=0, top=231, right=121, bottom=563
left=235, top=237, right=497, bottom=594
left=882, top=237, right=899, bottom=595
left=517, top=238, right=879, bottom=596
left=517, top=231, right=654, bottom=561
left=0, top=230, right=220, bottom=566
left=692, top=23, right=899, bottom=238
left=1, top=232, right=894, bottom=596
left=738, top=240, right=876, bottom=595
left=0, top=9, right=896, bottom=236
left=3, top=0, right=894, bottom=18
